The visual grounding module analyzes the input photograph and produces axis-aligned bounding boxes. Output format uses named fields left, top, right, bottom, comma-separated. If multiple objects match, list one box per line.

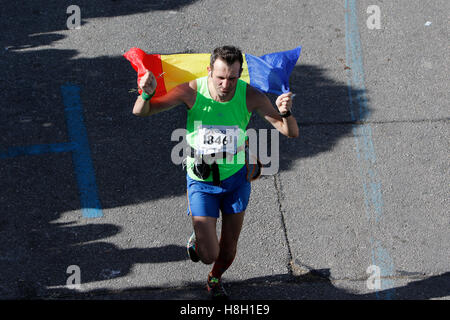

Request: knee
left=200, top=251, right=219, bottom=265
left=198, top=244, right=219, bottom=265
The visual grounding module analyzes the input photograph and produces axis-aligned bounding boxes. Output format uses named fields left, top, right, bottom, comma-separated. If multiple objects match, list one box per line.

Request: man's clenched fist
left=139, top=70, right=157, bottom=95
left=275, top=92, right=293, bottom=115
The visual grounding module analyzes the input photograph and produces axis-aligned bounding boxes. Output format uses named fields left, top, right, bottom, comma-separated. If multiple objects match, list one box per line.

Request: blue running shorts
left=186, top=165, right=251, bottom=218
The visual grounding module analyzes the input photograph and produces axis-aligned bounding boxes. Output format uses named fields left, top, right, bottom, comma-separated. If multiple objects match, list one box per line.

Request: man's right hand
left=139, top=70, right=157, bottom=95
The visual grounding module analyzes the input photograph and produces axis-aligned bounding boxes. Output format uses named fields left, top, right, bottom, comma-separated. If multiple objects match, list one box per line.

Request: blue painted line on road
left=61, top=84, right=103, bottom=218
left=1, top=86, right=103, bottom=218
left=0, top=142, right=76, bottom=159
left=345, top=0, right=395, bottom=299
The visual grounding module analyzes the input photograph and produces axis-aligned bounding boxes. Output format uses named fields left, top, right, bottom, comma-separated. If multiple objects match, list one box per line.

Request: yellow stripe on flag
left=161, top=54, right=210, bottom=92
left=240, top=55, right=250, bottom=84
left=161, top=53, right=250, bottom=92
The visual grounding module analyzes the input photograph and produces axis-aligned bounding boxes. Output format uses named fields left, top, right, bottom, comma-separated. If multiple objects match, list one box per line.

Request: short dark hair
left=210, top=45, right=243, bottom=72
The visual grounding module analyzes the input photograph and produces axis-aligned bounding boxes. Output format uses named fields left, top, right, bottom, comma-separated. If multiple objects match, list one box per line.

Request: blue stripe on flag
left=246, top=46, right=301, bottom=95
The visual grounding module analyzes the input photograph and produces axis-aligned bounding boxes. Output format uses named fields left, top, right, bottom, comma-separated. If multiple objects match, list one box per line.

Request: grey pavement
left=0, top=0, right=448, bottom=301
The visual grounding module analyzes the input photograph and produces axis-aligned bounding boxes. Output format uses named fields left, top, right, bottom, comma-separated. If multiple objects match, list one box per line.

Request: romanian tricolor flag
left=124, top=46, right=301, bottom=97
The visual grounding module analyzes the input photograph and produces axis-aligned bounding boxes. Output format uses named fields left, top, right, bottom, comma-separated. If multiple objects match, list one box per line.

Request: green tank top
left=186, top=76, right=252, bottom=182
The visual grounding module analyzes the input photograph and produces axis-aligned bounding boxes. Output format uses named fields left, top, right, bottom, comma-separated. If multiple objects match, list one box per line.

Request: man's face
left=208, top=59, right=242, bottom=99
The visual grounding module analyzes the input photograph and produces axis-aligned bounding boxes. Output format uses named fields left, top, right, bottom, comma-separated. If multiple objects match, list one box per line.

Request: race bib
left=194, top=125, right=240, bottom=155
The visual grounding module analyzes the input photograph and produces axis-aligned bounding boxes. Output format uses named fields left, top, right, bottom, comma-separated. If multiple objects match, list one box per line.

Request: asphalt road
left=0, top=0, right=448, bottom=301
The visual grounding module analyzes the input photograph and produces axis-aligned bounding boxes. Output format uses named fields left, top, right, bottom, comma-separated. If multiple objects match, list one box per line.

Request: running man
left=132, top=46, right=299, bottom=300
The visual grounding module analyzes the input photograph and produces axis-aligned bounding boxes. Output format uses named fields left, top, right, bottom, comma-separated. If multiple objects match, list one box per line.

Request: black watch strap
left=279, top=110, right=292, bottom=118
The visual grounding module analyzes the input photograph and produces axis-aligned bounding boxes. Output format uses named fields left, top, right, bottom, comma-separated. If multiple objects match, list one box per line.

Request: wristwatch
left=279, top=110, right=292, bottom=118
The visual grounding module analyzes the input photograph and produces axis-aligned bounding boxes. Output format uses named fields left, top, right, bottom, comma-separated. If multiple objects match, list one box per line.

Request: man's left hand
left=275, top=92, right=293, bottom=115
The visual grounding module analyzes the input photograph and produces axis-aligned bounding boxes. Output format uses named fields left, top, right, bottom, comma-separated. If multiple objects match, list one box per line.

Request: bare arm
left=132, top=70, right=196, bottom=117
left=247, top=86, right=299, bottom=138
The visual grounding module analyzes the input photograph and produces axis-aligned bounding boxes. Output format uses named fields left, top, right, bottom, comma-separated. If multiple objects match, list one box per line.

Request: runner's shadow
left=230, top=270, right=450, bottom=300
left=246, top=63, right=367, bottom=172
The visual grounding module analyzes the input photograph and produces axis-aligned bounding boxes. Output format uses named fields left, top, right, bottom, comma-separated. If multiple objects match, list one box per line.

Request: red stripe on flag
left=123, top=48, right=167, bottom=96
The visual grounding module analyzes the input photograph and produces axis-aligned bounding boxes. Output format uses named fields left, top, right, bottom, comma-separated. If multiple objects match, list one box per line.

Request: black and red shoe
left=206, top=274, right=229, bottom=300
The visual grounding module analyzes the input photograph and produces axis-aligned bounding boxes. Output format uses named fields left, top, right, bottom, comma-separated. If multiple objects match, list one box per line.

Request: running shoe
left=187, top=232, right=200, bottom=262
left=206, top=274, right=229, bottom=300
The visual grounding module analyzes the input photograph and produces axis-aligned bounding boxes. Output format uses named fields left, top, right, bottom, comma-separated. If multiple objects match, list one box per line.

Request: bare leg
left=210, top=211, right=245, bottom=278
left=191, top=215, right=219, bottom=264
